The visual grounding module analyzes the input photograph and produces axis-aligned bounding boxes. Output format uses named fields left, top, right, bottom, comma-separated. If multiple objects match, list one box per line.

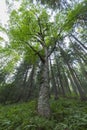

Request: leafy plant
left=0, top=99, right=87, bottom=130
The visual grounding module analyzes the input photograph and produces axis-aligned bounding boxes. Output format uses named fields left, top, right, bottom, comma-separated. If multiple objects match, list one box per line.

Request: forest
left=0, top=0, right=87, bottom=129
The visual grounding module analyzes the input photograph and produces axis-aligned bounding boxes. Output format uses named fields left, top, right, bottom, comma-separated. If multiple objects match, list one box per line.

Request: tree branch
left=24, top=40, right=45, bottom=63
left=47, top=33, right=61, bottom=57
left=71, top=34, right=87, bottom=50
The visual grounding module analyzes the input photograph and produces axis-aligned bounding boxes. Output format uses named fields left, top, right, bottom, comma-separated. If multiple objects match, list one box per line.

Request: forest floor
left=0, top=98, right=87, bottom=130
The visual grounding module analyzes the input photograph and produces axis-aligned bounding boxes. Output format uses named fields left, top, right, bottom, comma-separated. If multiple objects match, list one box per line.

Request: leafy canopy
left=8, top=3, right=64, bottom=63
left=0, top=0, right=86, bottom=71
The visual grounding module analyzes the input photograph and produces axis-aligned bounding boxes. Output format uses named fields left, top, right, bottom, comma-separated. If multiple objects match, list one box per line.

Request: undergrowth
left=0, top=98, right=87, bottom=130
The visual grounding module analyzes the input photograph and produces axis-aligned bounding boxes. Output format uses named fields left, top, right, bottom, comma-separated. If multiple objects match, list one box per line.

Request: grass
left=0, top=98, right=87, bottom=130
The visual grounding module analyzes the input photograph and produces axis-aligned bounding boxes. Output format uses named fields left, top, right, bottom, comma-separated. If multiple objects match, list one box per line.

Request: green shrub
left=0, top=99, right=87, bottom=130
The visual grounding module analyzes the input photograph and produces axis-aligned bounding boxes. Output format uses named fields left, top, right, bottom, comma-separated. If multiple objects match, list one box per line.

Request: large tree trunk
left=38, top=49, right=50, bottom=118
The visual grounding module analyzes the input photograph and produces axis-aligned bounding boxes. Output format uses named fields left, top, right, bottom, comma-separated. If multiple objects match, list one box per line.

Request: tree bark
left=38, top=49, right=50, bottom=118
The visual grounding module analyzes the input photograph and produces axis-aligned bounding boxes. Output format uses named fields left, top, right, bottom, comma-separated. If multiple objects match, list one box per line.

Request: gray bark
left=38, top=48, right=50, bottom=118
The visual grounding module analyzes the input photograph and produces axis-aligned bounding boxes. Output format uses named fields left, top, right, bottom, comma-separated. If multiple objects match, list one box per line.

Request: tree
left=7, top=2, right=62, bottom=117
left=0, top=0, right=87, bottom=117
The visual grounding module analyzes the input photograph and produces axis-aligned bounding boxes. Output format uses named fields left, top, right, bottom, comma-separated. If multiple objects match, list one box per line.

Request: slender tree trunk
left=50, top=59, right=59, bottom=100
left=62, top=68, right=71, bottom=95
left=54, top=50, right=66, bottom=97
left=38, top=49, right=50, bottom=118
left=67, top=70, right=78, bottom=96
left=25, top=65, right=35, bottom=101
left=69, top=37, right=87, bottom=65
left=53, top=52, right=62, bottom=95
left=71, top=34, right=87, bottom=50
left=67, top=63, right=86, bottom=100
left=58, top=69, right=66, bottom=97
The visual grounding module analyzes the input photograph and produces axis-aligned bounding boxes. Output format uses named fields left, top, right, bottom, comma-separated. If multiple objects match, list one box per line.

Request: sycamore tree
left=7, top=3, right=62, bottom=117
left=0, top=0, right=87, bottom=117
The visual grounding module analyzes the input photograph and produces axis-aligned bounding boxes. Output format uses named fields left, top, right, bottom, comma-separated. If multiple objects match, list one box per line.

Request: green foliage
left=1, top=0, right=85, bottom=77
left=0, top=36, right=4, bottom=42
left=51, top=98, right=87, bottom=130
left=0, top=98, right=87, bottom=130
left=0, top=83, right=17, bottom=104
left=0, top=46, right=20, bottom=73
left=63, top=0, right=87, bottom=31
